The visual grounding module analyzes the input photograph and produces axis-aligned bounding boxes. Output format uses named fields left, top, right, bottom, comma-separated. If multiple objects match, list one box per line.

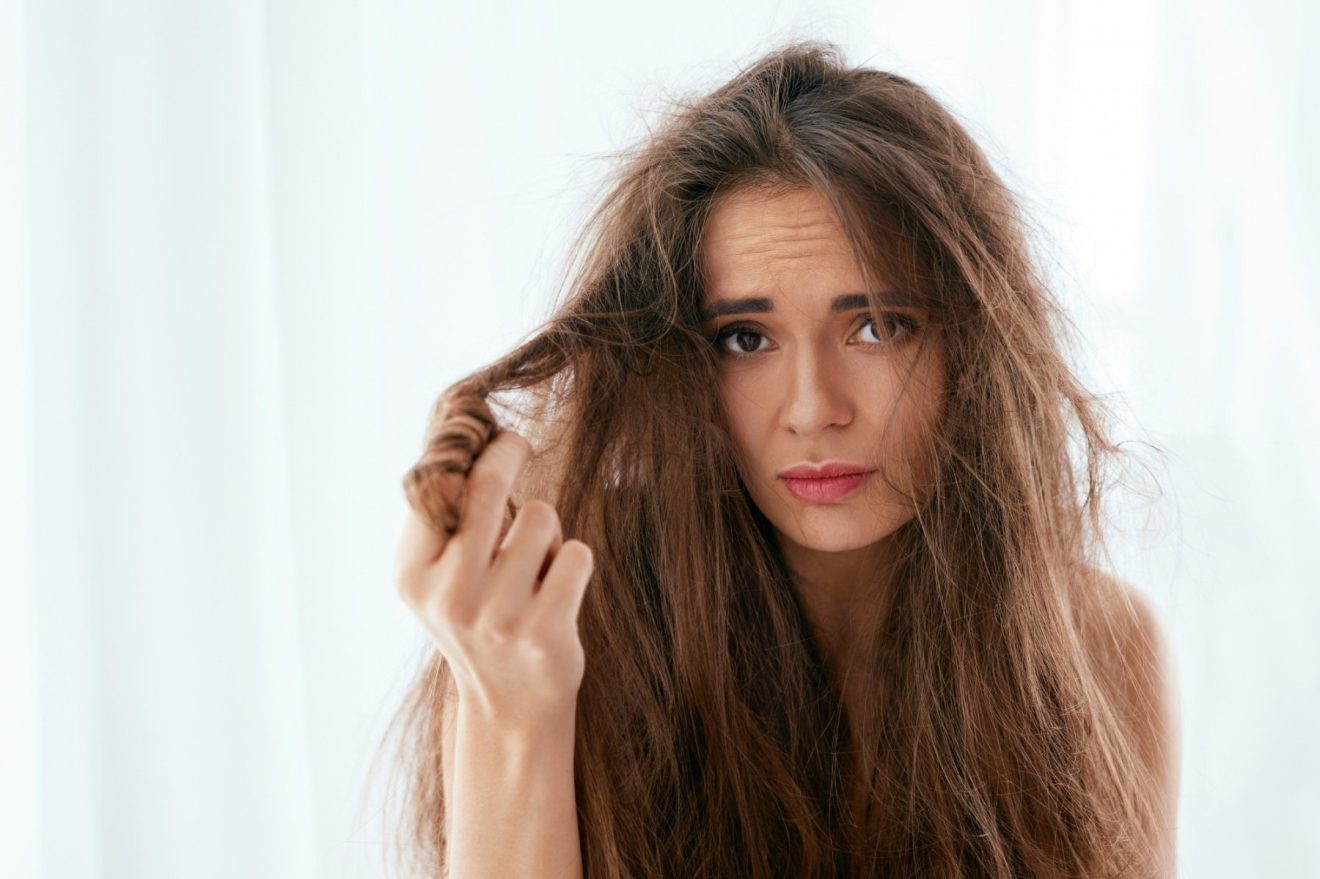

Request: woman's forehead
left=702, top=186, right=845, bottom=254
left=702, top=193, right=857, bottom=284
left=699, top=200, right=909, bottom=317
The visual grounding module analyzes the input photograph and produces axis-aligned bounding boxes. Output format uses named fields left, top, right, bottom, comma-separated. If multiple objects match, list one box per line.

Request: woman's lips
left=779, top=470, right=872, bottom=503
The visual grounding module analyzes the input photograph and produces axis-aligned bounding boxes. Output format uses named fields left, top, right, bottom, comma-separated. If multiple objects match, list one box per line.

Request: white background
left=2, top=1, right=1316, bottom=877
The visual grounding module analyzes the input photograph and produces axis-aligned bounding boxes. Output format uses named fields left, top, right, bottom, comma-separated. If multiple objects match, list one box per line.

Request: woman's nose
left=778, top=348, right=853, bottom=435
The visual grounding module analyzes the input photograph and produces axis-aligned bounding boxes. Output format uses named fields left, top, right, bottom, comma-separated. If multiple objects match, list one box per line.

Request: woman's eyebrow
left=697, top=289, right=909, bottom=323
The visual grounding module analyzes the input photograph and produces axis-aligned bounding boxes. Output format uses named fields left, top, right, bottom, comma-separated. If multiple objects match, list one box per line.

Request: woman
left=384, top=38, right=1179, bottom=878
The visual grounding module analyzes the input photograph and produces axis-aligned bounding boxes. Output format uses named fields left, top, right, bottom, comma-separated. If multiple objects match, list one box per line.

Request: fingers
left=394, top=506, right=449, bottom=608
left=485, top=499, right=564, bottom=625
left=454, top=429, right=534, bottom=560
left=527, top=539, right=594, bottom=631
left=395, top=427, right=589, bottom=641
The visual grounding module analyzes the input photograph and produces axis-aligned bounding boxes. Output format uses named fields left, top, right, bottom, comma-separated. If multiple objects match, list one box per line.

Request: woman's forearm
left=447, top=704, right=584, bottom=879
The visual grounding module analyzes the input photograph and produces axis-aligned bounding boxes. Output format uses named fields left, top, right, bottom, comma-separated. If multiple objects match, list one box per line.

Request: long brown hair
left=373, top=38, right=1165, bottom=878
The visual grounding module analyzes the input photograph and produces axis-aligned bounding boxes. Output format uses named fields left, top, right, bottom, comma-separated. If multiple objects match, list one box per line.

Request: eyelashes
left=709, top=313, right=920, bottom=358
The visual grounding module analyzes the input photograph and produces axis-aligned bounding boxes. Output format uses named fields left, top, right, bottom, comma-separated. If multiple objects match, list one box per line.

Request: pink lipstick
left=776, top=460, right=873, bottom=503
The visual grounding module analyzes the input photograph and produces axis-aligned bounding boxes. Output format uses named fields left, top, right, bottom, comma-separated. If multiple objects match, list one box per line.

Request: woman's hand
left=394, top=429, right=594, bottom=730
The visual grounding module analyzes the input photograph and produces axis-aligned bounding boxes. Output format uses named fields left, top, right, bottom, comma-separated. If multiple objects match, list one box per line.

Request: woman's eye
left=710, top=314, right=918, bottom=358
left=859, top=313, right=918, bottom=344
left=712, top=326, right=769, bottom=356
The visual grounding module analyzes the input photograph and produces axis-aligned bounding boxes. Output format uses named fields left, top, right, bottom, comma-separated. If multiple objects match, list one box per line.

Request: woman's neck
left=778, top=534, right=896, bottom=677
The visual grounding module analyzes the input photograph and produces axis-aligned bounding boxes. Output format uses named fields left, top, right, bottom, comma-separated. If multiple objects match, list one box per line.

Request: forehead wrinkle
left=714, top=239, right=859, bottom=284
left=708, top=250, right=863, bottom=298
left=723, top=248, right=850, bottom=272
left=714, top=217, right=841, bottom=244
left=703, top=197, right=866, bottom=298
left=712, top=230, right=854, bottom=265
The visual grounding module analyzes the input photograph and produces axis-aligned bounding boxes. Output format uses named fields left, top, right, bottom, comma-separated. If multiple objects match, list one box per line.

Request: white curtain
left=2, top=1, right=1315, bottom=877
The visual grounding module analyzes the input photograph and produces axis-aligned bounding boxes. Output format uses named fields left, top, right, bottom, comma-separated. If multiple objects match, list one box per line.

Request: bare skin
left=697, top=184, right=945, bottom=675
left=697, top=184, right=945, bottom=831
left=395, top=430, right=592, bottom=878
left=699, top=184, right=1179, bottom=872
left=1085, top=575, right=1182, bottom=875
left=391, top=181, right=1178, bottom=873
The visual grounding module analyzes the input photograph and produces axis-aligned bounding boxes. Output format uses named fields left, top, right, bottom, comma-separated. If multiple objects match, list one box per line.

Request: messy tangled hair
left=373, top=38, right=1166, bottom=878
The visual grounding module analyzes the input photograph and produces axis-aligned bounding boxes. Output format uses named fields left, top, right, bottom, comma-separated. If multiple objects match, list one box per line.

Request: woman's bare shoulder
left=1078, top=568, right=1171, bottom=688
left=1074, top=568, right=1173, bottom=717
left=1079, top=566, right=1181, bottom=872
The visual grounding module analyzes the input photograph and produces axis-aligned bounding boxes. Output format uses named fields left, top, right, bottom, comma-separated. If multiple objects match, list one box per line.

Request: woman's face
left=698, top=185, right=946, bottom=569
